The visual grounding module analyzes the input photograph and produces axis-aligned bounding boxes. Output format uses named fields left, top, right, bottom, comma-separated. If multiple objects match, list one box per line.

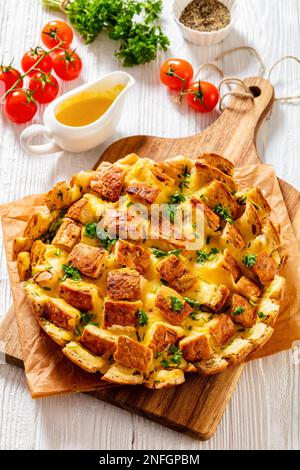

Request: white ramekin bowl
left=173, top=0, right=237, bottom=46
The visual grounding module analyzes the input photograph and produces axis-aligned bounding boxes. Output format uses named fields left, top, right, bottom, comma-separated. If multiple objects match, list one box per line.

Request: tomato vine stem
left=1, top=39, right=64, bottom=103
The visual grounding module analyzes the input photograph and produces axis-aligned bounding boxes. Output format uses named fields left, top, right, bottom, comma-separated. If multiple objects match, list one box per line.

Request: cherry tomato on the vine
left=52, top=48, right=82, bottom=81
left=42, top=20, right=74, bottom=49
left=29, top=71, right=59, bottom=104
left=160, top=58, right=194, bottom=91
left=0, top=65, right=23, bottom=93
left=186, top=81, right=219, bottom=113
left=4, top=90, right=37, bottom=123
left=21, top=48, right=52, bottom=76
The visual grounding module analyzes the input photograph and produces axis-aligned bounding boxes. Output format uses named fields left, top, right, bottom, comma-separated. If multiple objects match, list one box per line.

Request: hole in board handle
left=249, top=86, right=261, bottom=98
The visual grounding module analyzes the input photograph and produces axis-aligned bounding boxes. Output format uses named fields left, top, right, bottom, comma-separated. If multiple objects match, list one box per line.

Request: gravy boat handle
left=20, top=124, right=62, bottom=156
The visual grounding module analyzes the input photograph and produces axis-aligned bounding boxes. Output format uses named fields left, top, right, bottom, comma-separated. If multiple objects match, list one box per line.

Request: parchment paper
left=1, top=164, right=300, bottom=398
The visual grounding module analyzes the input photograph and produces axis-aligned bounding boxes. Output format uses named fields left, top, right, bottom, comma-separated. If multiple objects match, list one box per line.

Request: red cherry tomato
left=42, top=20, right=74, bottom=49
left=160, top=58, right=194, bottom=91
left=29, top=72, right=59, bottom=104
left=4, top=90, right=37, bottom=124
left=186, top=81, right=219, bottom=113
left=0, top=65, right=23, bottom=93
left=21, top=48, right=52, bottom=76
left=52, top=48, right=82, bottom=81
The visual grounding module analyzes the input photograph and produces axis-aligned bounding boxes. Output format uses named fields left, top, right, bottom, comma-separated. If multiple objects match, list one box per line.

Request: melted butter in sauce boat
left=20, top=71, right=135, bottom=155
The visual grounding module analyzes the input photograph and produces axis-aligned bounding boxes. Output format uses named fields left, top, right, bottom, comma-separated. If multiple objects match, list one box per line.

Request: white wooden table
left=0, top=0, right=299, bottom=450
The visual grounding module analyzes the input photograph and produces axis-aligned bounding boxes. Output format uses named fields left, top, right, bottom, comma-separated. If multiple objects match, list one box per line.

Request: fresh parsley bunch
left=42, top=0, right=169, bottom=66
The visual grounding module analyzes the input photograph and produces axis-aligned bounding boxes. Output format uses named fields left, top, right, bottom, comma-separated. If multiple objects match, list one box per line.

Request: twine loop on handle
left=214, top=46, right=266, bottom=77
left=218, top=77, right=254, bottom=112
left=268, top=56, right=300, bottom=103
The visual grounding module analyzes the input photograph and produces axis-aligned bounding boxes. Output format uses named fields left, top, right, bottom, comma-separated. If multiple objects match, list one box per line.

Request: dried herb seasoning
left=179, top=0, right=231, bottom=32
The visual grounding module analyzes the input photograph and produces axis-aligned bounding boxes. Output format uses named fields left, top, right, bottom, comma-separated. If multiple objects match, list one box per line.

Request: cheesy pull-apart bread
left=14, top=153, right=287, bottom=388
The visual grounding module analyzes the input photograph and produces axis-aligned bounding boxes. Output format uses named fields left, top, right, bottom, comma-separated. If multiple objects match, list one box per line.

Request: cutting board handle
left=97, top=76, right=274, bottom=169
left=197, top=76, right=275, bottom=166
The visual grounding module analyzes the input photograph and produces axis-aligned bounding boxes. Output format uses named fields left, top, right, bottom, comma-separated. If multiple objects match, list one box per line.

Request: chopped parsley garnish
left=84, top=223, right=117, bottom=249
left=196, top=247, right=219, bottom=264
left=165, top=204, right=177, bottom=223
left=74, top=325, right=82, bottom=336
left=61, top=264, right=81, bottom=281
left=42, top=214, right=65, bottom=243
left=178, top=165, right=191, bottom=190
left=138, top=310, right=149, bottom=326
left=189, top=312, right=197, bottom=320
left=257, top=311, right=267, bottom=319
left=169, top=345, right=183, bottom=365
left=242, top=254, right=257, bottom=267
left=54, top=248, right=61, bottom=257
left=160, top=359, right=169, bottom=368
left=170, top=192, right=186, bottom=204
left=152, top=248, right=181, bottom=258
left=80, top=311, right=95, bottom=326
left=214, top=204, right=234, bottom=224
left=89, top=322, right=100, bottom=327
left=96, top=227, right=117, bottom=250
left=184, top=297, right=202, bottom=309
left=84, top=222, right=97, bottom=238
left=239, top=195, right=247, bottom=203
left=170, top=296, right=183, bottom=312
left=232, top=306, right=245, bottom=316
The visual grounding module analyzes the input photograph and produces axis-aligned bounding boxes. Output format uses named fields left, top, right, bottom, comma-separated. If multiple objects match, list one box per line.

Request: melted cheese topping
left=20, top=153, right=286, bottom=387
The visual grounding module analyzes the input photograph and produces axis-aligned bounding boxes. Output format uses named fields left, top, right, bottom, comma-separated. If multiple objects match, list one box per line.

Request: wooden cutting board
left=2, top=76, right=300, bottom=439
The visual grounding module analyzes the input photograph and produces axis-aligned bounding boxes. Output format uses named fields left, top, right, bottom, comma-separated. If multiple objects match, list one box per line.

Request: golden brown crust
left=246, top=187, right=271, bottom=219
left=80, top=325, right=117, bottom=356
left=202, top=285, right=230, bottom=313
left=190, top=199, right=220, bottom=232
left=114, top=336, right=153, bottom=372
left=66, top=198, right=93, bottom=224
left=196, top=153, right=234, bottom=175
left=204, top=181, right=239, bottom=219
left=180, top=333, right=213, bottom=362
left=235, top=276, right=262, bottom=299
left=146, top=322, right=180, bottom=352
left=68, top=243, right=107, bottom=279
left=221, top=223, right=246, bottom=249
left=107, top=268, right=141, bottom=301
left=103, top=299, right=142, bottom=328
left=209, top=314, right=236, bottom=346
left=230, top=294, right=257, bottom=328
left=89, top=162, right=125, bottom=202
left=157, top=255, right=197, bottom=293
left=43, top=298, right=80, bottom=332
left=155, top=286, right=192, bottom=325
left=222, top=248, right=241, bottom=282
left=115, top=239, right=150, bottom=274
left=59, top=281, right=97, bottom=311
left=253, top=252, right=278, bottom=284
left=52, top=218, right=81, bottom=251
left=126, top=182, right=160, bottom=204
left=195, top=161, right=237, bottom=193
left=17, top=252, right=31, bottom=281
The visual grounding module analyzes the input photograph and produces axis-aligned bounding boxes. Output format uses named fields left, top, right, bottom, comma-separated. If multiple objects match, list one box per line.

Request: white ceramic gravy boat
left=20, top=71, right=135, bottom=155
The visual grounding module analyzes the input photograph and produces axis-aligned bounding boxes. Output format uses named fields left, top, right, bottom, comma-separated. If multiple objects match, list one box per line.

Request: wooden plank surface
left=0, top=0, right=299, bottom=450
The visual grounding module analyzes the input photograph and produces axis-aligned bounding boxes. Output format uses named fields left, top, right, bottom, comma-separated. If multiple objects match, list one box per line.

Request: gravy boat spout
left=20, top=71, right=136, bottom=156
